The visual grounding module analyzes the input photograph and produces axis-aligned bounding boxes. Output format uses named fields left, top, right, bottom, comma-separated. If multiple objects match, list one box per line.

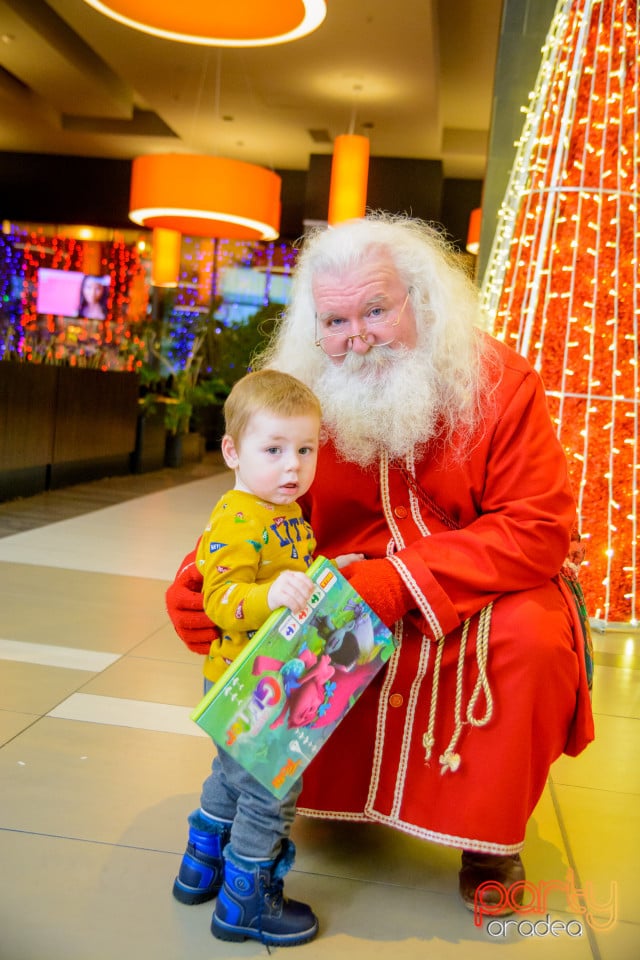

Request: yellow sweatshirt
left=196, top=489, right=316, bottom=682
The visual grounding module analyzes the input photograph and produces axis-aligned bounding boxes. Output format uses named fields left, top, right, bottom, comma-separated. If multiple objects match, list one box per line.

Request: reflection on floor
left=0, top=454, right=638, bottom=960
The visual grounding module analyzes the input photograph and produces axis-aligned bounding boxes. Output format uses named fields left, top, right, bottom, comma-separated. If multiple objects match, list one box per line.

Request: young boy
left=172, top=369, right=359, bottom=947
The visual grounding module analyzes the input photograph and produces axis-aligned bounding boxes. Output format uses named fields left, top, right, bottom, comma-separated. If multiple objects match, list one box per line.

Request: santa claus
left=167, top=213, right=594, bottom=916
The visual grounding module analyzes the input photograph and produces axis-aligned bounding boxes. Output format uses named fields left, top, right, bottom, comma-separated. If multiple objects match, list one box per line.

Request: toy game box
left=192, top=556, right=396, bottom=799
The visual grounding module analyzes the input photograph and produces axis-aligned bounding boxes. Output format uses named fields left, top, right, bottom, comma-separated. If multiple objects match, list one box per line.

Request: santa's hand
left=268, top=570, right=315, bottom=614
left=165, top=547, right=219, bottom=655
left=340, top=558, right=413, bottom=628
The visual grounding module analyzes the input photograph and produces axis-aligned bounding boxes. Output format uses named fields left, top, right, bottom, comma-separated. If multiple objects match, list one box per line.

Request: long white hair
left=257, top=213, right=498, bottom=464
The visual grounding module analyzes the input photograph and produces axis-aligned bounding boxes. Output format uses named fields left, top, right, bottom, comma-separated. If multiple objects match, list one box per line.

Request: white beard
left=314, top=342, right=445, bottom=467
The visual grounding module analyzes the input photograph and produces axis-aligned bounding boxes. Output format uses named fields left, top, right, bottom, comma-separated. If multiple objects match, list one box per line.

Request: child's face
left=222, top=410, right=320, bottom=505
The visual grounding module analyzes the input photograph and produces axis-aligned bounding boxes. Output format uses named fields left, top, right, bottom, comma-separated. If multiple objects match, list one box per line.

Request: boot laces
left=257, top=875, right=285, bottom=950
left=260, top=875, right=284, bottom=912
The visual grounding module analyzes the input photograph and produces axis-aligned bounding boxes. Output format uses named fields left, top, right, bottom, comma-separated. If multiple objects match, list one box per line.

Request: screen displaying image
left=220, top=267, right=267, bottom=305
left=36, top=269, right=110, bottom=319
left=78, top=274, right=110, bottom=320
left=36, top=268, right=85, bottom=317
left=267, top=272, right=292, bottom=304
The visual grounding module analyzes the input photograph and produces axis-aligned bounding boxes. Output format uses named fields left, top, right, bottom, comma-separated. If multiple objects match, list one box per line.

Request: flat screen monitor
left=36, top=268, right=84, bottom=317
left=267, top=272, right=292, bottom=304
left=220, top=267, right=267, bottom=305
left=36, top=269, right=110, bottom=319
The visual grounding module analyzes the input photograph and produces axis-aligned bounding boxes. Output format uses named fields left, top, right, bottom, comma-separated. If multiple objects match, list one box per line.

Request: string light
left=0, top=228, right=147, bottom=369
left=480, top=0, right=639, bottom=625
left=1, top=230, right=301, bottom=380
left=0, top=230, right=24, bottom=357
left=164, top=236, right=298, bottom=371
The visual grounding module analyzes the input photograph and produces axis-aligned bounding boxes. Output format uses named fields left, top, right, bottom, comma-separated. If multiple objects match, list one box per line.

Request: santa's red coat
left=296, top=338, right=594, bottom=853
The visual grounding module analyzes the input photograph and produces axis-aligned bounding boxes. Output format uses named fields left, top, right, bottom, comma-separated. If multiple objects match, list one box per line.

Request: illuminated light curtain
left=151, top=228, right=181, bottom=287
left=327, top=134, right=370, bottom=225
left=81, top=1, right=327, bottom=46
left=466, top=207, right=482, bottom=255
left=480, top=0, right=639, bottom=625
left=129, top=155, right=281, bottom=241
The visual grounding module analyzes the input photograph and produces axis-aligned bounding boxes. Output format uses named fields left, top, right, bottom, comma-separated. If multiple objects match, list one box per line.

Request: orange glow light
left=81, top=1, right=327, bottom=46
left=327, top=135, right=370, bottom=225
left=466, top=207, right=482, bottom=255
left=129, top=155, right=281, bottom=241
left=151, top=228, right=181, bottom=287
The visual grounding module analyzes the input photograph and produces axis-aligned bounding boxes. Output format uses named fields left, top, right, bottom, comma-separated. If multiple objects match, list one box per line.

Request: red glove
left=340, top=558, right=413, bottom=628
left=165, top=547, right=219, bottom=655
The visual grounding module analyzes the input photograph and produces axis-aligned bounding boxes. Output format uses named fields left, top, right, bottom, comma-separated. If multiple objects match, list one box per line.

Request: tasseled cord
left=422, top=601, right=494, bottom=773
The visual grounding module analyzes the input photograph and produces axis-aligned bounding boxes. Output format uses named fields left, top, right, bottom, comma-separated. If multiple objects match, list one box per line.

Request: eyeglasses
left=315, top=291, right=411, bottom=358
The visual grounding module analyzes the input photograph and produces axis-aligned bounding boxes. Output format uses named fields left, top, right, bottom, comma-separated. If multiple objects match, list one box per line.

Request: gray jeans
left=199, top=682, right=303, bottom=859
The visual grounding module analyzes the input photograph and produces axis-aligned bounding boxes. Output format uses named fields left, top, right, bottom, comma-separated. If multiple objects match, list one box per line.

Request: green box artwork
left=192, top=556, right=397, bottom=799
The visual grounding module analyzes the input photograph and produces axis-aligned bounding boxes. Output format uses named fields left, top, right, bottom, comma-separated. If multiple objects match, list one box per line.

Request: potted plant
left=135, top=298, right=280, bottom=468
left=159, top=331, right=228, bottom=467
left=187, top=304, right=276, bottom=450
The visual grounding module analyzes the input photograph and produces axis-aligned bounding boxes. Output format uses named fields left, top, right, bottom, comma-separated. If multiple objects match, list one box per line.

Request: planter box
left=0, top=363, right=139, bottom=501
left=165, top=431, right=204, bottom=468
left=131, top=407, right=167, bottom=474
left=49, top=366, right=139, bottom=488
left=193, top=403, right=225, bottom=451
left=0, top=362, right=57, bottom=498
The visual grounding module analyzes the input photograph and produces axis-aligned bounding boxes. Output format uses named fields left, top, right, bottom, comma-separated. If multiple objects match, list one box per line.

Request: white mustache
left=339, top=344, right=406, bottom=376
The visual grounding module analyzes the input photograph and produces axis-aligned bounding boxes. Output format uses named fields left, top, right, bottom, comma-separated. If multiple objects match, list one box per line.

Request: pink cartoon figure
left=253, top=649, right=335, bottom=729
left=251, top=605, right=384, bottom=730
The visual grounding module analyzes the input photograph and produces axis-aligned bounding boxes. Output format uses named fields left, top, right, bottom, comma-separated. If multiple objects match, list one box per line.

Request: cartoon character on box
left=252, top=601, right=389, bottom=730
left=224, top=675, right=283, bottom=746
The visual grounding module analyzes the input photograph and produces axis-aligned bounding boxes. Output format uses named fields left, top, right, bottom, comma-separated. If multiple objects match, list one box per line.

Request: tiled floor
left=0, top=455, right=638, bottom=960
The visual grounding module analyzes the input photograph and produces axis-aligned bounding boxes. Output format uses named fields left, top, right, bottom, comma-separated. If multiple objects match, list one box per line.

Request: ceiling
left=0, top=0, right=504, bottom=184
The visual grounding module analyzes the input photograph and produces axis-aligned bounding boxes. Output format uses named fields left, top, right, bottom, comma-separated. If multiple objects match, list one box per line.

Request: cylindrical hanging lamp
left=151, top=228, right=181, bottom=287
left=129, top=155, right=281, bottom=241
left=466, top=207, right=482, bottom=255
left=327, top=134, right=370, bottom=225
left=81, top=1, right=327, bottom=46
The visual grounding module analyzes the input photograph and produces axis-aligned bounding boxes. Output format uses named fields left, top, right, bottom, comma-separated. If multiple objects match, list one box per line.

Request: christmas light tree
left=481, top=0, right=639, bottom=624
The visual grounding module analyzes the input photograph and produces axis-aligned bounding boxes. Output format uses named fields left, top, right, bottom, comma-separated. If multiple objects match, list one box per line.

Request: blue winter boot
left=211, top=840, right=318, bottom=946
left=172, top=809, right=231, bottom=905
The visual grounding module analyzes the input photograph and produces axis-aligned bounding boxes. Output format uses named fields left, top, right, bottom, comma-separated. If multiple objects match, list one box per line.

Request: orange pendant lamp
left=327, top=134, right=370, bottom=225
left=129, top=155, right=281, bottom=241
left=466, top=207, right=482, bottom=255
left=81, top=1, right=327, bottom=46
left=151, top=228, right=181, bottom=287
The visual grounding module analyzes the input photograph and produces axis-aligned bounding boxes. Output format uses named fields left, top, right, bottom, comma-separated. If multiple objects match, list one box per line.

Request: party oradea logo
left=474, top=869, right=617, bottom=938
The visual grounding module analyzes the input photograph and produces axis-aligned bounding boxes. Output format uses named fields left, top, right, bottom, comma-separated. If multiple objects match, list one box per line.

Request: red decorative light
left=481, top=0, right=639, bottom=624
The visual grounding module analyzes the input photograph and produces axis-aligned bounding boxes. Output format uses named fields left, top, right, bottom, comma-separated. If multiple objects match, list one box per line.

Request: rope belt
left=422, top=601, right=494, bottom=773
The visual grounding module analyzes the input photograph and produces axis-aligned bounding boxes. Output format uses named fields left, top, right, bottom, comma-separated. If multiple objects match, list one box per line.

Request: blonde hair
left=223, top=369, right=321, bottom=444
